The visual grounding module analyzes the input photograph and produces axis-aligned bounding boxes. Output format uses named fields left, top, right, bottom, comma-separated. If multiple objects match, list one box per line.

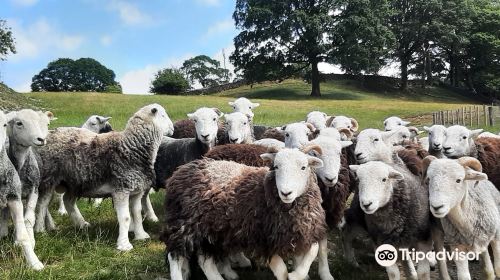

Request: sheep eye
left=462, top=136, right=467, bottom=140
left=402, top=135, right=407, bottom=139
left=398, top=122, right=401, bottom=125
left=16, top=121, right=23, bottom=126
left=301, top=166, right=306, bottom=170
left=429, top=132, right=432, bottom=135
left=213, top=118, right=217, bottom=121
left=374, top=138, right=379, bottom=142
left=243, top=122, right=247, bottom=125
left=456, top=179, right=461, bottom=183
left=274, top=166, right=278, bottom=170
left=347, top=125, right=351, bottom=128
left=249, top=106, right=251, bottom=109
left=382, top=178, right=387, bottom=182
left=285, top=133, right=290, bottom=137
left=3, top=124, right=6, bottom=127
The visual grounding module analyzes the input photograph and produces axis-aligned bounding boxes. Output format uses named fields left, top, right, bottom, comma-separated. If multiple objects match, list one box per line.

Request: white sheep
left=326, top=116, right=359, bottom=132
left=384, top=116, right=410, bottom=131
left=223, top=112, right=253, bottom=144
left=423, top=125, right=447, bottom=157
left=229, top=97, right=260, bottom=120
left=424, top=156, right=500, bottom=280
left=441, top=125, right=483, bottom=158
left=306, top=111, right=329, bottom=131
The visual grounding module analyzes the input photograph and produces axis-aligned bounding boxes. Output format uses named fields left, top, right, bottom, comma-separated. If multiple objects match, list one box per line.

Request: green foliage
left=31, top=58, right=119, bottom=92
left=104, top=83, right=123, bottom=94
left=150, top=68, right=189, bottom=95
left=332, top=0, right=395, bottom=74
left=231, top=0, right=338, bottom=96
left=181, top=55, right=230, bottom=88
left=0, top=19, right=16, bottom=61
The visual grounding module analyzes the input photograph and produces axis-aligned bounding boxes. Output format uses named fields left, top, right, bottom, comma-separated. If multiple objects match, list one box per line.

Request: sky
left=0, top=0, right=392, bottom=94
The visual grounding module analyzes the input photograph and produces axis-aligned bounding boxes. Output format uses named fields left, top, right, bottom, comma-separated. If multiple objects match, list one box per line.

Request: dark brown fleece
left=319, top=150, right=352, bottom=229
left=172, top=119, right=196, bottom=139
left=204, top=144, right=269, bottom=167
left=396, top=142, right=429, bottom=178
left=162, top=159, right=327, bottom=261
left=261, top=128, right=285, bottom=142
left=475, top=137, right=500, bottom=190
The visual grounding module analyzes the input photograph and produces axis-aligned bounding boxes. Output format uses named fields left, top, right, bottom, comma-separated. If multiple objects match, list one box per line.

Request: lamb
left=59, top=114, right=114, bottom=213
left=349, top=161, right=433, bottom=280
left=478, top=131, right=500, bottom=139
left=0, top=111, right=44, bottom=270
left=306, top=111, right=329, bottom=130
left=162, top=146, right=327, bottom=280
left=384, top=116, right=410, bottom=131
left=81, top=115, right=113, bottom=133
left=423, top=125, right=447, bottom=158
left=34, top=104, right=173, bottom=251
left=0, top=109, right=53, bottom=247
left=442, top=125, right=500, bottom=190
left=424, top=156, right=500, bottom=280
left=155, top=107, right=223, bottom=189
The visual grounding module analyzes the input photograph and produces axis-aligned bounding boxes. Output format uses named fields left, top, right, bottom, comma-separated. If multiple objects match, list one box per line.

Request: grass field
left=0, top=79, right=495, bottom=279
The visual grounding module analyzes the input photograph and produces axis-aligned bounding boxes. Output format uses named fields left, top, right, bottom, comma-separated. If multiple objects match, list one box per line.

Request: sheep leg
left=112, top=191, right=133, bottom=251
left=386, top=263, right=401, bottom=280
left=480, top=249, right=495, bottom=280
left=141, top=191, right=159, bottom=222
left=168, top=253, right=187, bottom=280
left=56, top=192, right=67, bottom=215
left=45, top=209, right=57, bottom=231
left=416, top=241, right=432, bottom=280
left=229, top=252, right=252, bottom=268
left=197, top=254, right=224, bottom=280
left=24, top=188, right=38, bottom=248
left=491, top=239, right=500, bottom=276
left=318, top=238, right=334, bottom=280
left=288, top=242, right=319, bottom=280
left=405, top=259, right=417, bottom=280
left=8, top=199, right=44, bottom=270
left=454, top=254, right=471, bottom=280
left=93, top=198, right=103, bottom=207
left=63, top=193, right=90, bottom=229
left=217, top=257, right=239, bottom=280
left=0, top=208, right=9, bottom=238
left=34, top=189, right=52, bottom=233
left=268, top=255, right=288, bottom=280
left=129, top=192, right=150, bottom=240
left=431, top=224, right=450, bottom=280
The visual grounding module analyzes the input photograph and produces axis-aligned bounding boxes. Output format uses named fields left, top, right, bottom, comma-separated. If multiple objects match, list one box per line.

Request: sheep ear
left=401, top=120, right=411, bottom=126
left=341, top=141, right=353, bottom=148
left=308, top=156, right=323, bottom=168
left=464, top=168, right=488, bottom=181
left=251, top=102, right=260, bottom=109
left=389, top=169, right=404, bottom=180
left=102, top=117, right=112, bottom=123
left=470, top=129, right=483, bottom=138
left=338, top=128, right=353, bottom=140
left=187, top=113, right=195, bottom=120
left=326, top=116, right=335, bottom=127
left=322, top=112, right=328, bottom=118
left=350, top=118, right=359, bottom=132
left=280, top=125, right=287, bottom=131
left=381, top=130, right=398, bottom=142
left=423, top=126, right=430, bottom=132
left=5, top=111, right=17, bottom=123
left=349, top=165, right=359, bottom=172
left=212, top=108, right=224, bottom=117
left=228, top=101, right=234, bottom=106
left=44, top=111, right=57, bottom=121
left=260, top=153, right=276, bottom=164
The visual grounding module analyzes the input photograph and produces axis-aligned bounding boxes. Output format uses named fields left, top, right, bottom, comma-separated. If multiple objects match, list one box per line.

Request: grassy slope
left=0, top=79, right=489, bottom=280
left=0, top=83, right=41, bottom=111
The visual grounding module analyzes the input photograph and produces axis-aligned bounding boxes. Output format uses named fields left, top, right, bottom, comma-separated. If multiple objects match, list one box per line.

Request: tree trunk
left=400, top=57, right=409, bottom=91
left=310, top=60, right=321, bottom=97
left=425, top=43, right=432, bottom=86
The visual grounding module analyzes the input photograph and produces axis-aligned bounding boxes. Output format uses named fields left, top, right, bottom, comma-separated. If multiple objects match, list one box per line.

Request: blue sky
left=0, top=0, right=241, bottom=93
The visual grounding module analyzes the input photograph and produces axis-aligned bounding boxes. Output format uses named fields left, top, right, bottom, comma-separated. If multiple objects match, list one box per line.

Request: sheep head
left=187, top=107, right=223, bottom=146
left=442, top=125, right=483, bottom=158
left=5, top=109, right=55, bottom=147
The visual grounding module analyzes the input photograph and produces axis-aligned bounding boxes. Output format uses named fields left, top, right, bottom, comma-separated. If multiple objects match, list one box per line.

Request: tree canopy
left=150, top=68, right=189, bottom=95
left=0, top=19, right=16, bottom=62
left=181, top=55, right=230, bottom=88
left=31, top=58, right=120, bottom=93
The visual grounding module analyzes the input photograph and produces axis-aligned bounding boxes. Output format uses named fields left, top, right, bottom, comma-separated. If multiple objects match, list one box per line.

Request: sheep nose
left=230, top=138, right=239, bottom=143
left=37, top=137, right=45, bottom=142
left=433, top=143, right=441, bottom=148
left=325, top=176, right=336, bottom=183
left=201, top=134, right=209, bottom=139
left=432, top=204, right=444, bottom=211
left=443, top=146, right=451, bottom=151
left=355, top=153, right=363, bottom=159
left=280, top=191, right=292, bottom=197
left=362, top=201, right=372, bottom=208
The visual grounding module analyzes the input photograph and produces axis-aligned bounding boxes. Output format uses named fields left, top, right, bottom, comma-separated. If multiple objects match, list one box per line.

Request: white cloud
left=109, top=1, right=153, bottom=26
left=202, top=18, right=235, bottom=41
left=12, top=81, right=31, bottom=93
left=9, top=0, right=38, bottom=7
left=8, top=18, right=85, bottom=61
left=197, top=0, right=220, bottom=6
left=118, top=54, right=194, bottom=94
left=100, top=35, right=112, bottom=46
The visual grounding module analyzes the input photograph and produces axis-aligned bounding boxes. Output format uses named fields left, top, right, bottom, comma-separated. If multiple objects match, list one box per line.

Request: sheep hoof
left=146, top=215, right=159, bottom=223
left=287, top=271, right=304, bottom=280
left=57, top=209, right=68, bottom=216
left=117, top=241, right=133, bottom=251
left=78, top=221, right=91, bottom=229
left=31, top=261, right=44, bottom=271
left=34, top=226, right=45, bottom=233
left=134, top=231, right=150, bottom=240
left=319, top=272, right=334, bottom=280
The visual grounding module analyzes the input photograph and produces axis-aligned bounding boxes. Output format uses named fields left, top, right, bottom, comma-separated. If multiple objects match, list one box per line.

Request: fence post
left=476, top=106, right=479, bottom=126
left=488, top=106, right=494, bottom=126
left=462, top=108, right=465, bottom=125
left=484, top=105, right=488, bottom=126
left=469, top=107, right=473, bottom=127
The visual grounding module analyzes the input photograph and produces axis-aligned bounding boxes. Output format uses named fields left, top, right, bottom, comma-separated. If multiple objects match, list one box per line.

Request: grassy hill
left=0, top=82, right=41, bottom=111
left=0, top=79, right=493, bottom=280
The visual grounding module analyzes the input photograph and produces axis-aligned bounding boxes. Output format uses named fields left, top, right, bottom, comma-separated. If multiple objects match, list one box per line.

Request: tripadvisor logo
left=374, top=244, right=480, bottom=267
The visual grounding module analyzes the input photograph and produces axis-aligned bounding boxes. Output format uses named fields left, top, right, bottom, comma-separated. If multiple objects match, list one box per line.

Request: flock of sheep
left=1, top=97, right=500, bottom=280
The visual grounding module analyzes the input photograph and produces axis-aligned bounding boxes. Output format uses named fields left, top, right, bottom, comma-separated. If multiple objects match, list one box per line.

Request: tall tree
left=150, top=68, right=189, bottom=95
left=333, top=0, right=395, bottom=75
left=0, top=19, right=16, bottom=61
left=181, top=55, right=230, bottom=88
left=388, top=0, right=441, bottom=90
left=31, top=58, right=119, bottom=92
left=231, top=0, right=336, bottom=97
